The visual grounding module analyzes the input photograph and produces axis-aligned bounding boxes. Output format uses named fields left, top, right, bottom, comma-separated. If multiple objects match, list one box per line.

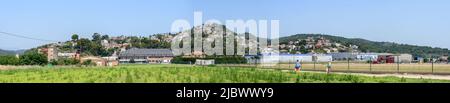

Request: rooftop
left=119, top=48, right=173, bottom=57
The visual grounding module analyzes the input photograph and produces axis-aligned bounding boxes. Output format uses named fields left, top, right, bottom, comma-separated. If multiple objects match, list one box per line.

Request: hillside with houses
left=279, top=34, right=450, bottom=58
left=3, top=24, right=449, bottom=66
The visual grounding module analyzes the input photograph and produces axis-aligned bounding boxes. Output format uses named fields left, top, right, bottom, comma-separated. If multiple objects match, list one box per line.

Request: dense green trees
left=128, top=35, right=171, bottom=49
left=66, top=33, right=171, bottom=57
left=92, top=33, right=101, bottom=41
left=101, top=35, right=109, bottom=40
left=71, top=33, right=115, bottom=56
left=71, top=34, right=79, bottom=41
left=50, top=58, right=80, bottom=65
left=19, top=52, right=47, bottom=65
left=1, top=53, right=78, bottom=66
left=0, top=55, right=20, bottom=65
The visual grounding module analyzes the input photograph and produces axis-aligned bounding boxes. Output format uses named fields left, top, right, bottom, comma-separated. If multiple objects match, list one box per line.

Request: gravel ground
left=295, top=70, right=450, bottom=80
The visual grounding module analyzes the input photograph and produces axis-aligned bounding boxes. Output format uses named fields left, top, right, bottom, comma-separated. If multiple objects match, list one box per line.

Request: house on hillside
left=118, top=48, right=174, bottom=64
left=80, top=56, right=107, bottom=66
left=57, top=52, right=80, bottom=60
left=38, top=46, right=58, bottom=62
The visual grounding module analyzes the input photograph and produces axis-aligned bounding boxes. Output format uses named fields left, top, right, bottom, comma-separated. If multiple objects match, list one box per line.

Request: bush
left=171, top=57, right=196, bottom=64
left=82, top=60, right=94, bottom=66
left=56, top=58, right=80, bottom=65
left=19, top=52, right=47, bottom=65
left=0, top=55, right=20, bottom=65
left=171, top=56, right=247, bottom=64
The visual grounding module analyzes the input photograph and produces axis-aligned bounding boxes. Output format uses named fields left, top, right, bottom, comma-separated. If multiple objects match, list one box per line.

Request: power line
left=0, top=31, right=59, bottom=42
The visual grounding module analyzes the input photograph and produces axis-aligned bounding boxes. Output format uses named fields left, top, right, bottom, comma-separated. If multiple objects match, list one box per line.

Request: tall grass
left=0, top=64, right=448, bottom=83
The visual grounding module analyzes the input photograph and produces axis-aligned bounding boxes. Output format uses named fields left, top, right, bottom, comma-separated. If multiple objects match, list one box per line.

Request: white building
left=394, top=54, right=413, bottom=63
left=261, top=54, right=332, bottom=64
left=195, top=59, right=215, bottom=65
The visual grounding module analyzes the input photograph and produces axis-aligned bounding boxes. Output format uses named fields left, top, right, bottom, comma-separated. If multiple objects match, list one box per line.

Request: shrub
left=171, top=56, right=247, bottom=64
left=19, top=52, right=47, bottom=65
left=0, top=55, right=20, bottom=65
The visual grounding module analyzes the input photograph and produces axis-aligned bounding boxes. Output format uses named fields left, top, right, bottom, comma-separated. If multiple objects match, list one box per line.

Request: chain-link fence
left=217, top=61, right=450, bottom=75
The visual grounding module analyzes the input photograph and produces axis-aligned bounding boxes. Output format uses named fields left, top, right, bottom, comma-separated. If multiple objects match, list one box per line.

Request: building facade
left=119, top=48, right=174, bottom=64
left=261, top=54, right=333, bottom=64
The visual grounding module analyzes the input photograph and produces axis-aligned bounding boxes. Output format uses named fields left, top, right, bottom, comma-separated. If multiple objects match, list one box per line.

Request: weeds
left=0, top=64, right=448, bottom=83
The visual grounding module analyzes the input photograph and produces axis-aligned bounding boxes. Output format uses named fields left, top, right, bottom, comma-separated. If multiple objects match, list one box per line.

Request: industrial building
left=260, top=54, right=333, bottom=64
left=118, top=48, right=174, bottom=64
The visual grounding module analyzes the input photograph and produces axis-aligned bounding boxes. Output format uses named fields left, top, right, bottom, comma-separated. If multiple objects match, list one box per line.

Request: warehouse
left=261, top=54, right=332, bottom=64
left=119, top=48, right=174, bottom=64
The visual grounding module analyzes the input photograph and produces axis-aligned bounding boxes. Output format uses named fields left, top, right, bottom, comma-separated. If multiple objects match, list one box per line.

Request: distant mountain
left=13, top=49, right=26, bottom=54
left=279, top=34, right=449, bottom=57
left=0, top=49, right=14, bottom=55
left=0, top=49, right=26, bottom=55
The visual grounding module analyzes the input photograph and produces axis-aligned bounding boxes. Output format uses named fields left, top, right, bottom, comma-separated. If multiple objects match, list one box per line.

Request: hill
left=0, top=49, right=26, bottom=55
left=0, top=49, right=14, bottom=55
left=279, top=34, right=449, bottom=57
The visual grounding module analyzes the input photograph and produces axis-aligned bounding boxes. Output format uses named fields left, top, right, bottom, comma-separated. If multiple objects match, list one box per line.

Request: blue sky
left=1, top=0, right=450, bottom=50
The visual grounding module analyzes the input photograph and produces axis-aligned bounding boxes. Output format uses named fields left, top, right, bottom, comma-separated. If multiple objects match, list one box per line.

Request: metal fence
left=217, top=61, right=450, bottom=75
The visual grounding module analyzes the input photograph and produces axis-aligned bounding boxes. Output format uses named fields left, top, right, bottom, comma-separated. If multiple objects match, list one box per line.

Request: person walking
left=326, top=62, right=332, bottom=74
left=295, top=60, right=302, bottom=72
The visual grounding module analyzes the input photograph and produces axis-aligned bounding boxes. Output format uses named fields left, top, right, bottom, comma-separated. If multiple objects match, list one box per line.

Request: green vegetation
left=0, top=55, right=20, bottom=65
left=35, top=33, right=172, bottom=57
left=81, top=59, right=94, bottom=66
left=127, top=34, right=172, bottom=49
left=49, top=58, right=80, bottom=66
left=3, top=50, right=49, bottom=66
left=280, top=34, right=450, bottom=57
left=0, top=65, right=447, bottom=83
left=172, top=56, right=247, bottom=64
left=19, top=51, right=47, bottom=65
left=0, top=51, right=48, bottom=66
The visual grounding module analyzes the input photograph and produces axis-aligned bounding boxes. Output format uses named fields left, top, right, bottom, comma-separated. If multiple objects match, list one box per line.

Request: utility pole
left=348, top=46, right=353, bottom=73
left=397, top=55, right=400, bottom=73
left=432, top=58, right=434, bottom=74
left=430, top=54, right=434, bottom=74
left=314, top=59, right=316, bottom=70
left=369, top=57, right=372, bottom=72
left=313, top=53, right=317, bottom=70
left=348, top=52, right=352, bottom=73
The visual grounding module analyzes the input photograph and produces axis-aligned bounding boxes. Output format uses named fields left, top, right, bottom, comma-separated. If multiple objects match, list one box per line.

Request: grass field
left=0, top=64, right=449, bottom=83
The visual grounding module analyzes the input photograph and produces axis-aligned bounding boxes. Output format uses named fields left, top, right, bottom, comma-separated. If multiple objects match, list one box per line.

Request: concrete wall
left=394, top=54, right=413, bottom=63
left=261, top=54, right=332, bottom=64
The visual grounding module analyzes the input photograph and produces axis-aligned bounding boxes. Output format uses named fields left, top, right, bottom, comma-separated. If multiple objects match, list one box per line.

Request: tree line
left=0, top=51, right=47, bottom=65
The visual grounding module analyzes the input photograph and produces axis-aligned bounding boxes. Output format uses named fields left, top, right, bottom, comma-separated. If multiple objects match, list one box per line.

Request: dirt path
left=337, top=72, right=450, bottom=80
left=0, top=65, right=15, bottom=70
left=225, top=65, right=450, bottom=80
left=299, top=70, right=450, bottom=80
